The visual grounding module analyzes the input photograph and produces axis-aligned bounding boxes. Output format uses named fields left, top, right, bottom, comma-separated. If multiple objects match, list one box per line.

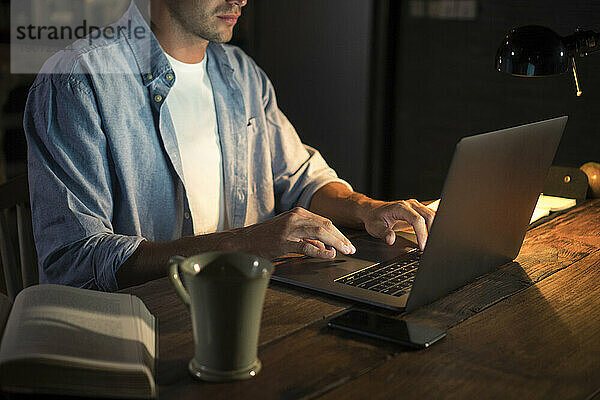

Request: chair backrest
left=0, top=174, right=38, bottom=301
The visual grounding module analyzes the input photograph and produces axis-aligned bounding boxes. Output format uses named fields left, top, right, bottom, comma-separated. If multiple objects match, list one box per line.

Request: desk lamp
left=496, top=25, right=600, bottom=96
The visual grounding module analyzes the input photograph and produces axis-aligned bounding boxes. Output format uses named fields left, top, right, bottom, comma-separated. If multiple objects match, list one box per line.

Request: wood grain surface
left=123, top=199, right=600, bottom=399
left=321, top=250, right=600, bottom=400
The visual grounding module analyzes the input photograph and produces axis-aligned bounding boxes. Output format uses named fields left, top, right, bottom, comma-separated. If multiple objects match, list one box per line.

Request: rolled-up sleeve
left=259, top=68, right=352, bottom=212
left=24, top=72, right=144, bottom=292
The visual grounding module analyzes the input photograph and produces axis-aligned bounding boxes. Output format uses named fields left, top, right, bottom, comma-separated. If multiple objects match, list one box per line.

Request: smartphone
left=328, top=310, right=446, bottom=349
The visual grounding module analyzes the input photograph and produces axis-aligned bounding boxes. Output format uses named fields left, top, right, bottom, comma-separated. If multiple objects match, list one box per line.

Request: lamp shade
left=496, top=25, right=569, bottom=76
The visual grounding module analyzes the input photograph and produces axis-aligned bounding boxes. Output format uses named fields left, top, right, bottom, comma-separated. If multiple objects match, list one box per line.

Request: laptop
left=272, top=116, right=568, bottom=311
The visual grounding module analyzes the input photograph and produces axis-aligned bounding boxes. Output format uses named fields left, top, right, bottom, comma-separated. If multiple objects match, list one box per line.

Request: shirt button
left=184, top=212, right=191, bottom=219
left=146, top=73, right=153, bottom=80
left=154, top=94, right=163, bottom=103
left=166, top=73, right=174, bottom=81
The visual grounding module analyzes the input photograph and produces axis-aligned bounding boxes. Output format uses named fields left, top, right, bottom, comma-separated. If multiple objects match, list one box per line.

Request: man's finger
left=313, top=215, right=355, bottom=252
left=368, top=218, right=394, bottom=242
left=290, top=212, right=356, bottom=254
left=382, top=201, right=432, bottom=249
left=404, top=208, right=428, bottom=250
left=302, top=238, right=326, bottom=250
left=385, top=230, right=395, bottom=245
left=383, top=203, right=427, bottom=250
left=406, top=199, right=435, bottom=231
left=294, top=239, right=336, bottom=259
left=299, top=224, right=355, bottom=255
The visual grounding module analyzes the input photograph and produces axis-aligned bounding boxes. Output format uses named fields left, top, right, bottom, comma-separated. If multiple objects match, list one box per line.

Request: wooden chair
left=0, top=174, right=37, bottom=301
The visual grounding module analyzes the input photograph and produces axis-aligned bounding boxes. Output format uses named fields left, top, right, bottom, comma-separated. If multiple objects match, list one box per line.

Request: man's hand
left=361, top=199, right=435, bottom=251
left=238, top=207, right=356, bottom=260
left=309, top=183, right=436, bottom=251
left=117, top=206, right=355, bottom=288
left=118, top=190, right=431, bottom=289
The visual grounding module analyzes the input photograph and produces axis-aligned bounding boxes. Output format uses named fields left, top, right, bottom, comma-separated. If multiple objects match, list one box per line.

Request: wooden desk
left=123, top=200, right=600, bottom=399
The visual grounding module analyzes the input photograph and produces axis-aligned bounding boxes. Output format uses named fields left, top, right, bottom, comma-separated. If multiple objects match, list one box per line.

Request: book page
left=426, top=199, right=440, bottom=212
left=536, top=194, right=576, bottom=212
left=530, top=206, right=550, bottom=224
left=395, top=195, right=575, bottom=242
left=410, top=196, right=574, bottom=225
left=131, top=296, right=156, bottom=375
left=0, top=285, right=148, bottom=369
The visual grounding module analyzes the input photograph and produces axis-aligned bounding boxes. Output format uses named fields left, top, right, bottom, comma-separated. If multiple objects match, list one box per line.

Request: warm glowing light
left=250, top=370, right=256, bottom=377
left=253, top=260, right=259, bottom=267
left=193, top=263, right=201, bottom=272
left=571, top=57, right=582, bottom=97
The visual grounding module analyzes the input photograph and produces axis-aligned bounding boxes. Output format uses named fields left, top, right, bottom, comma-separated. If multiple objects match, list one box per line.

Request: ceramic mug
left=169, top=252, right=273, bottom=382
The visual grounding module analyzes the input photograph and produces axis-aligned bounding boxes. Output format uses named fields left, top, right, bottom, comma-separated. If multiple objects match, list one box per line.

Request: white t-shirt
left=164, top=52, right=227, bottom=234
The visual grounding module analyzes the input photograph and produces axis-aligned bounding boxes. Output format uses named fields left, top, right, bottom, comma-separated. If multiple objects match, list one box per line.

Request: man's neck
left=149, top=0, right=209, bottom=63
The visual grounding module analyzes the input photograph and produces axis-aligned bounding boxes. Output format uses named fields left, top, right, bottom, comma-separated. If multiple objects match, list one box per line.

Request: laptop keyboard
left=335, top=250, right=422, bottom=297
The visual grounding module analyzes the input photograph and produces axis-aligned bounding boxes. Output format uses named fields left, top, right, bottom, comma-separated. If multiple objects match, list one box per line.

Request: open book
left=396, top=194, right=576, bottom=243
left=424, top=194, right=576, bottom=224
left=0, top=284, right=157, bottom=399
left=528, top=194, right=577, bottom=223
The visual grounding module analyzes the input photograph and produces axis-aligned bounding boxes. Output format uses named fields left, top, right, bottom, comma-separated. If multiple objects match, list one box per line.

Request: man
left=24, top=0, right=434, bottom=291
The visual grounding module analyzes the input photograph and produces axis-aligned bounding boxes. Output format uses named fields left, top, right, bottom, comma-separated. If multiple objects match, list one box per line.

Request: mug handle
left=168, top=255, right=190, bottom=307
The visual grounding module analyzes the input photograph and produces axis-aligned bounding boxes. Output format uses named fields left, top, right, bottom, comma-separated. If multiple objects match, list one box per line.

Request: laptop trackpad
left=349, top=234, right=417, bottom=262
left=272, top=233, right=417, bottom=281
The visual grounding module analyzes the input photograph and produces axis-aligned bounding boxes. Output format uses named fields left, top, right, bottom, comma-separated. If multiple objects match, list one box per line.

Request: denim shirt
left=24, top=2, right=350, bottom=291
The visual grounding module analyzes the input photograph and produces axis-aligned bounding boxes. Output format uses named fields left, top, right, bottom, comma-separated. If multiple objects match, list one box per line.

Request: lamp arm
left=562, top=29, right=599, bottom=97
left=563, top=29, right=600, bottom=57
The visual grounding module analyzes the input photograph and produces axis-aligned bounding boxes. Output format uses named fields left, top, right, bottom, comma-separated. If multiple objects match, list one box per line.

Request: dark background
left=1, top=0, right=599, bottom=201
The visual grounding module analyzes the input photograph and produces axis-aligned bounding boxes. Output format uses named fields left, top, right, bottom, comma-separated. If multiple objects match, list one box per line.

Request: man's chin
left=214, top=31, right=234, bottom=43
left=200, top=31, right=233, bottom=44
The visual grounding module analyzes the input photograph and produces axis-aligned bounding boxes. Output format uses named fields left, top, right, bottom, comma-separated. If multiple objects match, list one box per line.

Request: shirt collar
left=121, top=1, right=235, bottom=86
left=207, top=42, right=234, bottom=74
left=120, top=1, right=172, bottom=86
